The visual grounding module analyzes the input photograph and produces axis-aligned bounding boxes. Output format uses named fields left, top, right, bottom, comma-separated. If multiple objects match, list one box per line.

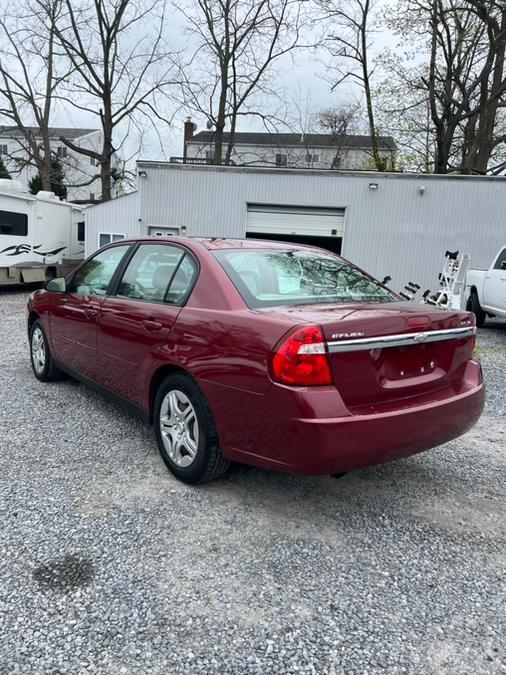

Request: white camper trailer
left=0, top=180, right=85, bottom=286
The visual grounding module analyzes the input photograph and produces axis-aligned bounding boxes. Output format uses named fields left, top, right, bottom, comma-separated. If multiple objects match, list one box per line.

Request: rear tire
left=29, top=320, right=65, bottom=382
left=467, top=293, right=486, bottom=327
left=153, top=372, right=231, bottom=484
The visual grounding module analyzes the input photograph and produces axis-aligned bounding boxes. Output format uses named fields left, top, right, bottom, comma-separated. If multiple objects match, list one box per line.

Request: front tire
left=467, top=293, right=486, bottom=327
left=153, top=373, right=230, bottom=484
left=29, top=320, right=65, bottom=382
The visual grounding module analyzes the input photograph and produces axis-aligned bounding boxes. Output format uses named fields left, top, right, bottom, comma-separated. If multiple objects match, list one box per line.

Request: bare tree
left=380, top=0, right=505, bottom=174
left=459, top=0, right=505, bottom=174
left=0, top=0, right=69, bottom=192
left=38, top=0, right=176, bottom=201
left=176, top=0, right=309, bottom=165
left=317, top=0, right=386, bottom=171
left=376, top=59, right=435, bottom=172
left=319, top=105, right=360, bottom=168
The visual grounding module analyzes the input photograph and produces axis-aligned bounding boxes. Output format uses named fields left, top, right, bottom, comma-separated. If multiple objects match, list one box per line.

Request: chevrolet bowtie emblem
left=414, top=332, right=428, bottom=343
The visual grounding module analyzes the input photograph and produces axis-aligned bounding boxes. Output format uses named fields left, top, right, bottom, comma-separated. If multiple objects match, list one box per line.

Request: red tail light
left=270, top=325, right=333, bottom=386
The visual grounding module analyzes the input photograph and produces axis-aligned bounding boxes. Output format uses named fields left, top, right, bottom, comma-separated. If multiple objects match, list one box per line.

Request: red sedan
left=27, top=237, right=484, bottom=483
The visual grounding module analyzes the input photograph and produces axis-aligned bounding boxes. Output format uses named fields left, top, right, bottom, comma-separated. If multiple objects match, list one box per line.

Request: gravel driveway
left=0, top=288, right=504, bottom=675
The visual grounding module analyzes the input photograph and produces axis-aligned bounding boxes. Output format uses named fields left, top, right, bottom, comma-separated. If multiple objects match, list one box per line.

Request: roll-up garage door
left=246, top=204, right=345, bottom=238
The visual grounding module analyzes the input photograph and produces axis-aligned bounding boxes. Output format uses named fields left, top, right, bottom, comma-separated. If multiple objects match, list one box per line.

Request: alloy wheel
left=31, top=327, right=46, bottom=375
left=159, top=389, right=200, bottom=467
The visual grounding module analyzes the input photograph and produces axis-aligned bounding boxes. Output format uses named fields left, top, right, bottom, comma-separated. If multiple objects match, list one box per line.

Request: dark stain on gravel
left=32, top=554, right=94, bottom=592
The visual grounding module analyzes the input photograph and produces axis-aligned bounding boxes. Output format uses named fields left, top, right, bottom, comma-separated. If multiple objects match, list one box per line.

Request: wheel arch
left=27, top=311, right=40, bottom=335
left=148, top=363, right=193, bottom=423
left=465, top=286, right=478, bottom=309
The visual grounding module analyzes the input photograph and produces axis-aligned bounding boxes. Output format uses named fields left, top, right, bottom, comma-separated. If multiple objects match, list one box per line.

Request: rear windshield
left=214, top=249, right=396, bottom=308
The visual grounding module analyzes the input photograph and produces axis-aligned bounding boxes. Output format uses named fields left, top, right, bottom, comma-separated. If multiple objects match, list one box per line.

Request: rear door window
left=117, top=244, right=197, bottom=305
left=165, top=254, right=197, bottom=304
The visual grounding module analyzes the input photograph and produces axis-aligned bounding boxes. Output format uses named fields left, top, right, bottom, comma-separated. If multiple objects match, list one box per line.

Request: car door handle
left=142, top=319, right=163, bottom=332
left=83, top=306, right=98, bottom=320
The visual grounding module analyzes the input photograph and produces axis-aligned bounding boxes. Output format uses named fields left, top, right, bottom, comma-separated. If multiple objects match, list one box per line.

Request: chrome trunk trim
left=327, top=326, right=474, bottom=353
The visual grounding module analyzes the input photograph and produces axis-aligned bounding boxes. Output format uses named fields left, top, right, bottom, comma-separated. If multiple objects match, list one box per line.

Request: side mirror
left=45, top=277, right=67, bottom=292
left=501, top=260, right=506, bottom=270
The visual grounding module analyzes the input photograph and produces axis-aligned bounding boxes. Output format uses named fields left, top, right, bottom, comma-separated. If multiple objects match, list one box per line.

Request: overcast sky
left=53, top=0, right=400, bottom=163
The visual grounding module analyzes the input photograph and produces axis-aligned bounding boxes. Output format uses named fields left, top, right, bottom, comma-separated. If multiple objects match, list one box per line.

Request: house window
left=275, top=154, right=287, bottom=167
left=77, top=221, right=85, bottom=242
left=90, top=192, right=95, bottom=201
left=90, top=156, right=96, bottom=166
left=306, top=154, right=319, bottom=164
left=57, top=146, right=68, bottom=158
left=0, top=144, right=8, bottom=155
left=99, top=233, right=126, bottom=248
left=0, top=210, right=28, bottom=237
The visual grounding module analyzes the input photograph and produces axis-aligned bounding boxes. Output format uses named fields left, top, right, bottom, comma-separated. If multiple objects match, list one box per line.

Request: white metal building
left=85, top=163, right=506, bottom=293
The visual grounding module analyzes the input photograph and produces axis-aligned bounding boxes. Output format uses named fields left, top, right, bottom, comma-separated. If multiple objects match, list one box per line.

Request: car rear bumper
left=219, top=360, right=485, bottom=475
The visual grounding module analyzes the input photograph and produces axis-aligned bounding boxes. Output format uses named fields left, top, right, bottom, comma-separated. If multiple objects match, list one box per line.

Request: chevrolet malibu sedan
left=27, top=237, right=484, bottom=484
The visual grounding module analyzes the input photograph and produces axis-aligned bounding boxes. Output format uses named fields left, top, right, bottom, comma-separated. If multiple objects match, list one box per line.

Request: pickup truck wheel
left=467, top=293, right=486, bottom=327
left=154, top=373, right=231, bottom=484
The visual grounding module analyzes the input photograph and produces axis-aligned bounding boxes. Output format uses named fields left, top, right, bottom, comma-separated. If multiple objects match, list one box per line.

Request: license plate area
left=379, top=344, right=439, bottom=381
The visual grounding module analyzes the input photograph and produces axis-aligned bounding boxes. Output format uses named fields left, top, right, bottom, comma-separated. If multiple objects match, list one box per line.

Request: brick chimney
left=183, top=117, right=196, bottom=161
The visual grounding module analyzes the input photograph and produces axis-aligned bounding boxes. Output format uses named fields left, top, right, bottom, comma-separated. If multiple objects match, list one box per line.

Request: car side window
left=117, top=244, right=197, bottom=305
left=165, top=254, right=197, bottom=304
left=493, top=248, right=506, bottom=270
left=70, top=245, right=130, bottom=296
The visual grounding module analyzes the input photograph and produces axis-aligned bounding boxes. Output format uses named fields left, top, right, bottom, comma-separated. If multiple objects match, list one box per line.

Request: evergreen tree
left=0, top=158, right=11, bottom=180
left=29, top=157, right=67, bottom=200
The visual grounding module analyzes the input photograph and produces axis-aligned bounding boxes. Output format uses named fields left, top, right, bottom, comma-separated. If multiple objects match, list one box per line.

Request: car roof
left=121, top=236, right=318, bottom=252
left=195, top=237, right=311, bottom=251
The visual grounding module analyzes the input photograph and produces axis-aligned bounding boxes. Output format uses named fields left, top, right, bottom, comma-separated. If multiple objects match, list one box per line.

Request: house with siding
left=183, top=126, right=396, bottom=170
left=0, top=126, right=103, bottom=202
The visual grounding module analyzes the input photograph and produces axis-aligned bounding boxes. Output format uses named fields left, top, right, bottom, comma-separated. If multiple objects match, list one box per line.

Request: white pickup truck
left=466, top=246, right=506, bottom=326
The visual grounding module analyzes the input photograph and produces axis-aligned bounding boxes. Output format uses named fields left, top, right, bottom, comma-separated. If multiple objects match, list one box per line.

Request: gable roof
left=0, top=126, right=98, bottom=140
left=188, top=131, right=396, bottom=150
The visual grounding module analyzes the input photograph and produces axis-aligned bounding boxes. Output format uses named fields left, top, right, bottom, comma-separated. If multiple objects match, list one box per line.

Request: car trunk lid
left=262, top=302, right=475, bottom=409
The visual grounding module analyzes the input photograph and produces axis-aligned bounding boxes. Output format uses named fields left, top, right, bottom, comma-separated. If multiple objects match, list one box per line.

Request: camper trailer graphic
left=0, top=244, right=67, bottom=257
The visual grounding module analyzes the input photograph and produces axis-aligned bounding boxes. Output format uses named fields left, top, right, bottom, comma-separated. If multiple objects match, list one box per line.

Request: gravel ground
left=0, top=288, right=504, bottom=675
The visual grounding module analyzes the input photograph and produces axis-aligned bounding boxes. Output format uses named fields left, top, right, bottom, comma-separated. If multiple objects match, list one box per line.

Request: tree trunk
left=41, top=137, right=53, bottom=191
left=434, top=138, right=450, bottom=174
left=361, top=2, right=384, bottom=171
left=213, top=63, right=229, bottom=165
left=100, top=101, right=113, bottom=201
left=225, top=111, right=237, bottom=164
left=28, top=130, right=52, bottom=191
left=463, top=9, right=506, bottom=174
